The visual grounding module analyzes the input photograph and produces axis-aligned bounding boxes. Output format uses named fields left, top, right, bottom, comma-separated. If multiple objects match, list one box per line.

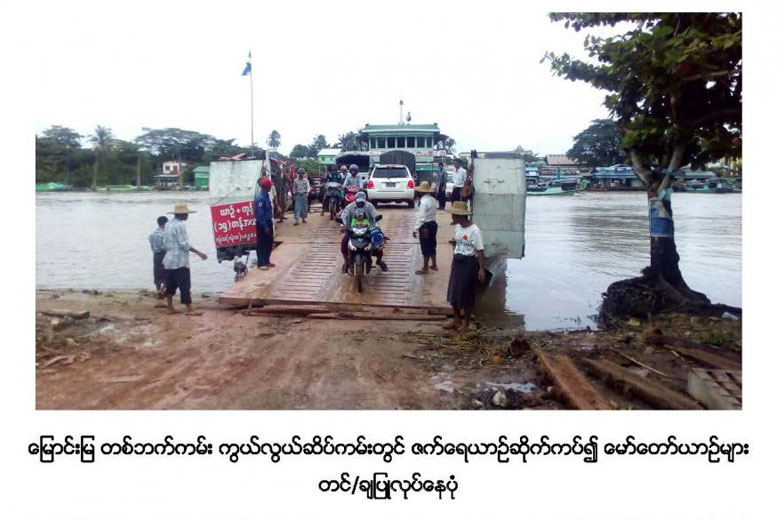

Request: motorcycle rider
left=342, top=163, right=363, bottom=189
left=321, top=166, right=346, bottom=216
left=341, top=191, right=388, bottom=273
left=336, top=164, right=348, bottom=184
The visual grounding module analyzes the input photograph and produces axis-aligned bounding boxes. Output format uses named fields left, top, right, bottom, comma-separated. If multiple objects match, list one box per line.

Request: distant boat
left=682, top=179, right=735, bottom=193
left=36, top=182, right=71, bottom=192
left=527, top=180, right=585, bottom=196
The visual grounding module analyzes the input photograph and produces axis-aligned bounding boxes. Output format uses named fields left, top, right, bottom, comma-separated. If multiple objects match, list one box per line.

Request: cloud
left=32, top=2, right=613, bottom=156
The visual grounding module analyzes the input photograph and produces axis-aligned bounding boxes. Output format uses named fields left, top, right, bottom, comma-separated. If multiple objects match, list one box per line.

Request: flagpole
left=249, top=51, right=255, bottom=158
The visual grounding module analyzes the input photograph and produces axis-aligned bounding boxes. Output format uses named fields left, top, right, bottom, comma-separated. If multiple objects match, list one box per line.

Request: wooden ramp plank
left=218, top=207, right=454, bottom=313
left=582, top=358, right=702, bottom=410
left=660, top=344, right=741, bottom=371
left=536, top=351, right=613, bottom=410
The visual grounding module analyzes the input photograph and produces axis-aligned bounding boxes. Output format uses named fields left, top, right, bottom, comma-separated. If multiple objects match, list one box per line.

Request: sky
left=30, top=1, right=619, bottom=157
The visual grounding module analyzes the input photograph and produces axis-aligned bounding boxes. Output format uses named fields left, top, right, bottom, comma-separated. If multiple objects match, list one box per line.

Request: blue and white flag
left=241, top=51, right=252, bottom=76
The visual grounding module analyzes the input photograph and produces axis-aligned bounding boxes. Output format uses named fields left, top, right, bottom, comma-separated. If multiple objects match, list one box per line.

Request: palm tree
left=88, top=125, right=114, bottom=189
left=337, top=132, right=358, bottom=151
left=267, top=130, right=281, bottom=150
left=443, top=137, right=456, bottom=154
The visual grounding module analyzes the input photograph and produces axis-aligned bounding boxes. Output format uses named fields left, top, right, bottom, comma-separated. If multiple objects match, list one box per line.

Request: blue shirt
left=343, top=174, right=363, bottom=188
left=254, top=190, right=274, bottom=225
left=148, top=228, right=166, bottom=253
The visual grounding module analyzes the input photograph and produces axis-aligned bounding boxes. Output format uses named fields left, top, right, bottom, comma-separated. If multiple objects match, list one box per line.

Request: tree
left=267, top=130, right=281, bottom=149
left=307, top=134, right=329, bottom=157
left=203, top=138, right=247, bottom=162
left=513, top=145, right=543, bottom=164
left=545, top=13, right=741, bottom=318
left=88, top=125, right=114, bottom=189
left=289, top=144, right=311, bottom=158
left=336, top=131, right=359, bottom=151
left=36, top=126, right=83, bottom=184
left=436, top=137, right=457, bottom=154
left=567, top=119, right=625, bottom=167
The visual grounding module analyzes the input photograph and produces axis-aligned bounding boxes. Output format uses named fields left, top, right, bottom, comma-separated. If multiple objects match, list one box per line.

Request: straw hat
left=446, top=201, right=472, bottom=216
left=414, top=181, right=436, bottom=193
left=168, top=202, right=197, bottom=214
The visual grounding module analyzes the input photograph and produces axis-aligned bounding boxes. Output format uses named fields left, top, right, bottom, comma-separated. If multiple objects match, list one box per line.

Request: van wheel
left=407, top=200, right=415, bottom=208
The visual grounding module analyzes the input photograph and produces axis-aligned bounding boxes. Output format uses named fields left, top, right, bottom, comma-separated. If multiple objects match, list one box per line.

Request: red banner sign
left=210, top=201, right=257, bottom=249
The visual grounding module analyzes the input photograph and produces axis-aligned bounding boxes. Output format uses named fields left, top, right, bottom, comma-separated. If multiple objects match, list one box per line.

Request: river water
left=36, top=191, right=741, bottom=330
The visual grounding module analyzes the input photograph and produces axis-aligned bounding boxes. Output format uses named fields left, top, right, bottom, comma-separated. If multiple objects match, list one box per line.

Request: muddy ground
left=35, top=290, right=742, bottom=410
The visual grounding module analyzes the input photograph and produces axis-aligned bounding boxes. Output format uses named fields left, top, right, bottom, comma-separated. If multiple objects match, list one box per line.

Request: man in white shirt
left=451, top=158, right=467, bottom=203
left=412, top=181, right=439, bottom=274
left=444, top=201, right=486, bottom=333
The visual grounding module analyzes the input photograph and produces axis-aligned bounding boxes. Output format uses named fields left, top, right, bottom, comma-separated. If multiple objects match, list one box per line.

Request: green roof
left=193, top=165, right=210, bottom=173
left=362, top=123, right=440, bottom=134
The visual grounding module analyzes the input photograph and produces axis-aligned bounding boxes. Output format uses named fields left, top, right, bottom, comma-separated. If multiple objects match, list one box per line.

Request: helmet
left=355, top=192, right=367, bottom=202
left=349, top=164, right=358, bottom=171
left=259, top=177, right=272, bottom=189
left=296, top=167, right=305, bottom=174
left=370, top=228, right=385, bottom=247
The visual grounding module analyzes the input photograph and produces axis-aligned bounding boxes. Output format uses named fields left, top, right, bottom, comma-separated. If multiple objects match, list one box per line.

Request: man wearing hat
left=293, top=167, right=311, bottom=225
left=444, top=201, right=486, bottom=332
left=340, top=191, right=387, bottom=273
left=255, top=176, right=276, bottom=270
left=412, top=181, right=439, bottom=274
left=162, top=202, right=208, bottom=315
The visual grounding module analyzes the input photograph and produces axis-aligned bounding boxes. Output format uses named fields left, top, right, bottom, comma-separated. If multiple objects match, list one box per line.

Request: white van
left=366, top=164, right=415, bottom=207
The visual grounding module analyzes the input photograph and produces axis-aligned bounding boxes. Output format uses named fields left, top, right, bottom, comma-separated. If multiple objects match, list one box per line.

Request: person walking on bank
left=149, top=215, right=168, bottom=298
left=451, top=158, right=467, bottom=204
left=293, top=168, right=311, bottom=225
left=434, top=162, right=447, bottom=210
left=162, top=203, right=208, bottom=315
left=444, top=201, right=486, bottom=332
left=412, top=181, right=439, bottom=274
left=255, top=176, right=276, bottom=270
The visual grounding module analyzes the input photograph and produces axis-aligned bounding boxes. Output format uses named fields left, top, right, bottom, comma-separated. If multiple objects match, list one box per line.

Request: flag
left=241, top=51, right=252, bottom=76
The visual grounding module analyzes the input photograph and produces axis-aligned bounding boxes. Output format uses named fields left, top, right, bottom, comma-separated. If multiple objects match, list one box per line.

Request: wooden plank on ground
left=660, top=344, right=741, bottom=371
left=242, top=305, right=331, bottom=316
left=308, top=312, right=446, bottom=321
left=582, top=358, right=702, bottom=410
left=40, top=310, right=90, bottom=319
left=687, top=368, right=742, bottom=410
left=536, top=351, right=613, bottom=410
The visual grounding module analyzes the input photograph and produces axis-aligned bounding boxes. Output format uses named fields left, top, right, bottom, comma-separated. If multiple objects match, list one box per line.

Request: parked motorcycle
left=323, top=182, right=343, bottom=221
left=346, top=214, right=384, bottom=293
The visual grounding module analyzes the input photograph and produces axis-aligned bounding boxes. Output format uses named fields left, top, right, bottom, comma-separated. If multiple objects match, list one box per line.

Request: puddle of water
left=483, top=381, right=538, bottom=394
left=431, top=373, right=454, bottom=393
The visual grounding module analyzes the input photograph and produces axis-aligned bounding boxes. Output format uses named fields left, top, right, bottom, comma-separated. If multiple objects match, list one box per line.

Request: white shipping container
left=471, top=154, right=526, bottom=260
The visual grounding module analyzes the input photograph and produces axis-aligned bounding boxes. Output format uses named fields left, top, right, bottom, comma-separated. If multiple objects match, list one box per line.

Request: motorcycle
left=323, top=182, right=343, bottom=221
left=346, top=214, right=384, bottom=293
left=343, top=185, right=363, bottom=207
